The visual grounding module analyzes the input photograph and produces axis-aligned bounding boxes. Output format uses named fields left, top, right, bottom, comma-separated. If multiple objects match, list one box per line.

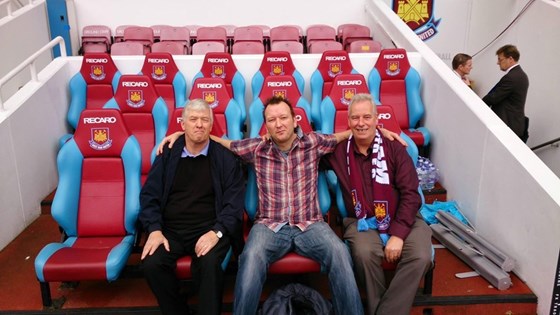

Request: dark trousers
left=142, top=230, right=230, bottom=315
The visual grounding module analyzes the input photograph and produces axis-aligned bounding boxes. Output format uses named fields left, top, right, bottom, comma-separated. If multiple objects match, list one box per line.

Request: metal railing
left=531, top=136, right=560, bottom=151
left=0, top=36, right=66, bottom=111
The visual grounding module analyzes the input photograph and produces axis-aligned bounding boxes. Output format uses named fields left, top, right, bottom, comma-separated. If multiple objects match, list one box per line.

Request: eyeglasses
left=498, top=56, right=509, bottom=62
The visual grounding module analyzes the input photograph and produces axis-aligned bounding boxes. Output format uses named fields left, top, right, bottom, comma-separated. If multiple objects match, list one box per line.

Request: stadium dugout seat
left=191, top=41, right=227, bottom=55
left=149, top=24, right=172, bottom=42
left=110, top=42, right=144, bottom=56
left=368, top=48, right=430, bottom=148
left=308, top=40, right=343, bottom=54
left=151, top=42, right=186, bottom=55
left=270, top=41, right=304, bottom=54
left=123, top=26, right=154, bottom=54
left=245, top=75, right=329, bottom=275
left=232, top=26, right=266, bottom=54
left=187, top=77, right=244, bottom=140
left=247, top=24, right=271, bottom=49
left=81, top=25, right=112, bottom=54
left=140, top=52, right=187, bottom=114
left=338, top=24, right=372, bottom=50
left=103, top=75, right=168, bottom=184
left=195, top=26, right=228, bottom=47
left=251, top=51, right=305, bottom=101
left=192, top=52, right=247, bottom=129
left=306, top=24, right=337, bottom=52
left=35, top=109, right=142, bottom=308
left=67, top=53, right=122, bottom=129
left=347, top=39, right=382, bottom=53
left=269, top=25, right=301, bottom=48
left=319, top=73, right=369, bottom=134
left=231, top=41, right=266, bottom=55
left=114, top=24, right=138, bottom=43
left=233, top=26, right=264, bottom=44
left=310, top=50, right=359, bottom=127
left=157, top=26, right=190, bottom=54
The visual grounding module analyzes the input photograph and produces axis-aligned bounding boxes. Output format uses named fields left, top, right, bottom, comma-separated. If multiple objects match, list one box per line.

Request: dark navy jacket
left=139, top=137, right=245, bottom=241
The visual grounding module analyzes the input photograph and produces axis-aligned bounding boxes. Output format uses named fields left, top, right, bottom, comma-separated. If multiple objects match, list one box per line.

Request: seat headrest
left=328, top=74, right=369, bottom=110
left=141, top=52, right=180, bottom=85
left=73, top=109, right=131, bottom=157
left=258, top=75, right=301, bottom=103
left=113, top=75, right=160, bottom=113
left=80, top=53, right=119, bottom=85
left=189, top=77, right=231, bottom=114
left=199, top=52, right=238, bottom=84
left=376, top=105, right=402, bottom=134
left=374, top=48, right=411, bottom=80
left=258, top=51, right=297, bottom=77
left=316, top=50, right=354, bottom=81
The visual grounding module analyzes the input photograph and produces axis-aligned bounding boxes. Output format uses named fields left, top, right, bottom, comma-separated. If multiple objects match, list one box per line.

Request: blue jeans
left=233, top=222, right=363, bottom=315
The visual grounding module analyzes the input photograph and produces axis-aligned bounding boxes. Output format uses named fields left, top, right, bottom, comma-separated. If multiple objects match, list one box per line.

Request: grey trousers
left=343, top=215, right=433, bottom=315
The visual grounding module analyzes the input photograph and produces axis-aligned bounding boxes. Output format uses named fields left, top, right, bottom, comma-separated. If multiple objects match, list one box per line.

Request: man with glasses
left=483, top=44, right=530, bottom=142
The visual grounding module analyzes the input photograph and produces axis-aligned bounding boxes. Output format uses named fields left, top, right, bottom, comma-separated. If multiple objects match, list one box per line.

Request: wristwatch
left=214, top=230, right=223, bottom=239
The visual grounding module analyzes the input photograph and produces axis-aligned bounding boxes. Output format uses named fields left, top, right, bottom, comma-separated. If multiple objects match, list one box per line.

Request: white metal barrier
left=0, top=36, right=66, bottom=111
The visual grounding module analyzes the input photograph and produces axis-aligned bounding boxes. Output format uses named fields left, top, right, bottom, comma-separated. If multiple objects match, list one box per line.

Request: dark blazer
left=139, top=137, right=245, bottom=242
left=483, top=65, right=529, bottom=138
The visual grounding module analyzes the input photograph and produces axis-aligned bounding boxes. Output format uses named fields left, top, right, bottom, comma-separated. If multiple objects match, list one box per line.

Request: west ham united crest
left=203, top=91, right=219, bottom=108
left=211, top=65, right=226, bottom=79
left=273, top=90, right=287, bottom=99
left=328, top=63, right=342, bottom=78
left=393, top=0, right=441, bottom=41
left=271, top=64, right=284, bottom=76
left=89, top=128, right=112, bottom=150
left=126, top=90, right=145, bottom=108
left=341, top=88, right=356, bottom=106
left=90, top=65, right=106, bottom=80
left=151, top=65, right=167, bottom=80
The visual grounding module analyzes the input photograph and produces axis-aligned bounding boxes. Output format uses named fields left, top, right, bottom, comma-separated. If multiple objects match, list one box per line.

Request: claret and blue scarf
left=346, top=130, right=396, bottom=246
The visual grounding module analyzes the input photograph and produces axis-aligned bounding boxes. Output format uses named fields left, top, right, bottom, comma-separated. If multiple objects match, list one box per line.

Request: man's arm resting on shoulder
left=209, top=134, right=233, bottom=150
left=157, top=131, right=183, bottom=155
left=378, top=126, right=407, bottom=146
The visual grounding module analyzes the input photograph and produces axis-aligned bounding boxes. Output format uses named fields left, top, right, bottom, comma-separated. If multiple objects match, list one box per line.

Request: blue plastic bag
left=420, top=200, right=469, bottom=225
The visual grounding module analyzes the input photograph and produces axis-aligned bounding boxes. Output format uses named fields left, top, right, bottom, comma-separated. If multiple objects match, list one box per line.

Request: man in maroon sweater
left=322, top=93, right=432, bottom=315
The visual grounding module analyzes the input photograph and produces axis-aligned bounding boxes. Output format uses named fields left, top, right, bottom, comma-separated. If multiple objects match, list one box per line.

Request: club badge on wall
left=392, top=0, right=441, bottom=41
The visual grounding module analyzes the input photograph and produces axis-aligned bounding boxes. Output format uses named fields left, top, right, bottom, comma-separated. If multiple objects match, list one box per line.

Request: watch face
left=216, top=231, right=223, bottom=238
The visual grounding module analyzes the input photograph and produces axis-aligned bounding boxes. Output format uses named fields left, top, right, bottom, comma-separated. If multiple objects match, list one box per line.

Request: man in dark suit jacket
left=483, top=44, right=529, bottom=141
left=139, top=99, right=245, bottom=315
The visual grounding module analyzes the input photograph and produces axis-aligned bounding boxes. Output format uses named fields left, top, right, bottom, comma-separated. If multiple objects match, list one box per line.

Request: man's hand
left=156, top=131, right=184, bottom=155
left=377, top=126, right=407, bottom=147
left=194, top=231, right=220, bottom=257
left=141, top=230, right=169, bottom=260
left=384, top=235, right=404, bottom=263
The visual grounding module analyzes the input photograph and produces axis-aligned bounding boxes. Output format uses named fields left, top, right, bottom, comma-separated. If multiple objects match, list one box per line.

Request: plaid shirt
left=231, top=130, right=337, bottom=231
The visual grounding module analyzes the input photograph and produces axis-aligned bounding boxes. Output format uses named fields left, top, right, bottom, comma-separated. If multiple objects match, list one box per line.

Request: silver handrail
left=0, top=36, right=66, bottom=111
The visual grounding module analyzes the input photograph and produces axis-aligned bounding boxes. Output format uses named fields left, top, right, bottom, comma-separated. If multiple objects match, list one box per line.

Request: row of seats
left=81, top=23, right=383, bottom=55
left=34, top=48, right=432, bottom=307
left=68, top=49, right=429, bottom=149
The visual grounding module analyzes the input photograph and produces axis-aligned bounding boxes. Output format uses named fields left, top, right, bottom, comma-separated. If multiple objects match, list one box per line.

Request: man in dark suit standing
left=483, top=44, right=530, bottom=142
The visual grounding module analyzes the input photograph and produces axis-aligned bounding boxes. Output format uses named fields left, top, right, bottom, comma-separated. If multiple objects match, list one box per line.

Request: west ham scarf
left=346, top=131, right=395, bottom=245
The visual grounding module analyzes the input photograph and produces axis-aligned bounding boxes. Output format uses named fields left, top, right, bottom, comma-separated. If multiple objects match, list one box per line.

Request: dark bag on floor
left=259, top=283, right=333, bottom=315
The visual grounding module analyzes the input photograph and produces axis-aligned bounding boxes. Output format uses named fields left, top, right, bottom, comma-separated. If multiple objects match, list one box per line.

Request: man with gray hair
left=139, top=99, right=245, bottom=315
left=322, top=93, right=433, bottom=315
